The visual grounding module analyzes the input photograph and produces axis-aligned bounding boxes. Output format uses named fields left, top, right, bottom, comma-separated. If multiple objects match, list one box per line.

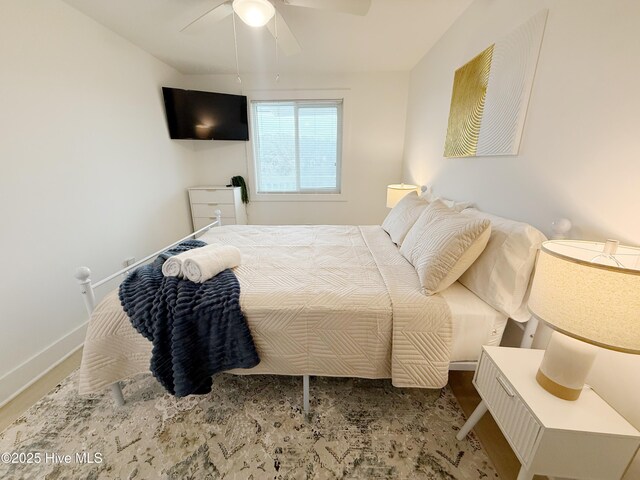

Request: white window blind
left=251, top=99, right=342, bottom=194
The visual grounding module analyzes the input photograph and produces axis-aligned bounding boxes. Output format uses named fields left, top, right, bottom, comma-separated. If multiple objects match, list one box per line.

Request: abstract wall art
left=444, top=10, right=548, bottom=158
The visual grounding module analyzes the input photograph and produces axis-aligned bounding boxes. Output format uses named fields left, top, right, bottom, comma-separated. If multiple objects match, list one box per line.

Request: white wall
left=184, top=72, right=410, bottom=225
left=0, top=0, right=194, bottom=405
left=402, top=0, right=640, bottom=475
left=403, top=0, right=640, bottom=243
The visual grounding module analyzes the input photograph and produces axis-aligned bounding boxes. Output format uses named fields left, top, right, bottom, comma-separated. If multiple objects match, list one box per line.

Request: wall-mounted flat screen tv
left=162, top=87, right=249, bottom=141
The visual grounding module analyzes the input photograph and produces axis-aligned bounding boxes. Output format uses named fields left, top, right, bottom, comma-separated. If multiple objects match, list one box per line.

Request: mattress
left=442, top=283, right=508, bottom=362
left=79, top=225, right=502, bottom=395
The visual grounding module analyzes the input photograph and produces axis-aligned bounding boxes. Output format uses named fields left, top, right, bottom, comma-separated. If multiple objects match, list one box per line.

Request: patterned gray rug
left=0, top=372, right=498, bottom=479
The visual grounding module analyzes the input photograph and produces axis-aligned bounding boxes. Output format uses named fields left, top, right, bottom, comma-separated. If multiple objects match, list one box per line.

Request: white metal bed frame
left=75, top=210, right=535, bottom=416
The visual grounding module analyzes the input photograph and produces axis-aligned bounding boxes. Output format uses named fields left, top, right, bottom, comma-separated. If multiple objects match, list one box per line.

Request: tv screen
left=162, top=87, right=249, bottom=141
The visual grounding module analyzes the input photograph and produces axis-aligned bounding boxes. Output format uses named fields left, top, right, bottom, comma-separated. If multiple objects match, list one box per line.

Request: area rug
left=0, top=372, right=498, bottom=479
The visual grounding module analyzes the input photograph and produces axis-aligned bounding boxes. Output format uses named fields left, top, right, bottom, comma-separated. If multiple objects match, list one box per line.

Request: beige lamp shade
left=529, top=240, right=640, bottom=354
left=386, top=184, right=419, bottom=208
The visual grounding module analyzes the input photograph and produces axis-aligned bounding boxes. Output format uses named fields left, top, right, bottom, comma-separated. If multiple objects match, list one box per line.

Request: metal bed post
left=520, top=316, right=539, bottom=349
left=303, top=375, right=310, bottom=417
left=74, top=210, right=222, bottom=407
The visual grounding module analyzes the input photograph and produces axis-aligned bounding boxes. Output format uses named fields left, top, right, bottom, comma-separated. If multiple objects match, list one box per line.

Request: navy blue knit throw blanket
left=119, top=240, right=260, bottom=397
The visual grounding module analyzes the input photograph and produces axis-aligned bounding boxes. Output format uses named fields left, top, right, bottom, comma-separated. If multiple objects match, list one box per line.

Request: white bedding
left=442, top=283, right=508, bottom=362
left=79, top=225, right=503, bottom=394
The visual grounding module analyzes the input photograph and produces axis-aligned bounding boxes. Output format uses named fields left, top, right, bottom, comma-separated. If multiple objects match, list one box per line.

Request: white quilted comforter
left=79, top=225, right=452, bottom=394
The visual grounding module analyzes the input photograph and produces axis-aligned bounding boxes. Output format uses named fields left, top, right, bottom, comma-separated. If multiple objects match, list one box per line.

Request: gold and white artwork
left=444, top=10, right=548, bottom=158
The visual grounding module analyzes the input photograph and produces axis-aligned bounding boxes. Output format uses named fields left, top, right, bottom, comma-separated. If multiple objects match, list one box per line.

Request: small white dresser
left=458, top=346, right=640, bottom=480
left=188, top=186, right=247, bottom=231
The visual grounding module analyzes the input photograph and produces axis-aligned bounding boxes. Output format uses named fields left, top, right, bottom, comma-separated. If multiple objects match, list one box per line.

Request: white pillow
left=381, top=191, right=428, bottom=245
left=400, top=200, right=491, bottom=295
left=458, top=208, right=547, bottom=321
left=420, top=190, right=473, bottom=213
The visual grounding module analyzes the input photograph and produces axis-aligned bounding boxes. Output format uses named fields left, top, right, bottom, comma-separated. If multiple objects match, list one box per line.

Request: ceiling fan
left=180, top=0, right=372, bottom=56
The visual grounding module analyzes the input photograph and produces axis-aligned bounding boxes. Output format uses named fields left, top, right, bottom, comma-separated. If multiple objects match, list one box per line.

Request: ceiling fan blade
left=281, top=0, right=371, bottom=16
left=266, top=12, right=301, bottom=56
left=180, top=1, right=233, bottom=34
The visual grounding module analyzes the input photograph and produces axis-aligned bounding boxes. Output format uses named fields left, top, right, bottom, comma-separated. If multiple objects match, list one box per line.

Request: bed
left=76, top=206, right=544, bottom=412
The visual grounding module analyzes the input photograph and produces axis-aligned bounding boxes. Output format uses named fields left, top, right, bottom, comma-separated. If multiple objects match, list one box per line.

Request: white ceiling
left=62, top=0, right=472, bottom=75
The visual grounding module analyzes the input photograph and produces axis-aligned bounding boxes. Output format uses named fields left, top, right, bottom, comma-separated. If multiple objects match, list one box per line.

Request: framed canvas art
left=444, top=10, right=548, bottom=158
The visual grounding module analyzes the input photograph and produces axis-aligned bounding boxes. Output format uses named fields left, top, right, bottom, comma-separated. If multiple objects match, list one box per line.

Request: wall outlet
left=123, top=257, right=136, bottom=268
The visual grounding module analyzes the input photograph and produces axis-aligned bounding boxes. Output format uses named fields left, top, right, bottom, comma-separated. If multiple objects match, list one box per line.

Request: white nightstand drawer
left=188, top=186, right=247, bottom=231
left=475, top=352, right=541, bottom=464
left=190, top=203, right=236, bottom=218
left=189, top=189, right=235, bottom=204
left=193, top=217, right=236, bottom=230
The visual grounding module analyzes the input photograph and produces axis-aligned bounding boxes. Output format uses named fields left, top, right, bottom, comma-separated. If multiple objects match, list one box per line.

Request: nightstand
left=457, top=346, right=640, bottom=480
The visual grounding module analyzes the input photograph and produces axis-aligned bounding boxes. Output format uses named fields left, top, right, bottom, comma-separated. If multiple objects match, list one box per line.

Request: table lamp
left=386, top=183, right=419, bottom=208
left=528, top=239, right=640, bottom=400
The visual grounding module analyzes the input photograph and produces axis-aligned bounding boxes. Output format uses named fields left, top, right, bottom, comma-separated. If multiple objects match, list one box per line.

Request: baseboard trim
left=0, top=322, right=87, bottom=408
left=449, top=361, right=478, bottom=371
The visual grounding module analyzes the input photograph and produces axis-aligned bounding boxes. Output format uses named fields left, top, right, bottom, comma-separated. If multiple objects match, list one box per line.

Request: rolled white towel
left=183, top=245, right=242, bottom=283
left=161, top=248, right=204, bottom=278
left=162, top=257, right=183, bottom=277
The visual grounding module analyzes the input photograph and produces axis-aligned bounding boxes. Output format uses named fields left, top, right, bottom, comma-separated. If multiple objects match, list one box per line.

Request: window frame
left=251, top=99, right=343, bottom=195
left=246, top=89, right=350, bottom=203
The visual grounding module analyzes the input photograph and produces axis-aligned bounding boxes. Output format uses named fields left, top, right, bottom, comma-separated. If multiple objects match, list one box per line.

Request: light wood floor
left=2, top=352, right=537, bottom=479
left=0, top=349, right=83, bottom=433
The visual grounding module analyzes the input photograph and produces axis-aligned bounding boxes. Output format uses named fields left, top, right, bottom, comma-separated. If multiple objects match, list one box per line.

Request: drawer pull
left=496, top=376, right=515, bottom=397
left=207, top=203, right=218, bottom=206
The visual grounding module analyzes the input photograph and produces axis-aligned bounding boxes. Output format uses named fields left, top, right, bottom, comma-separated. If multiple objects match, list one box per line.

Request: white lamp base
left=536, top=331, right=597, bottom=401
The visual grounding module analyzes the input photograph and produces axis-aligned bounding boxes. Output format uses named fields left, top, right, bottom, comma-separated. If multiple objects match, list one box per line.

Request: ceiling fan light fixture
left=232, top=0, right=275, bottom=27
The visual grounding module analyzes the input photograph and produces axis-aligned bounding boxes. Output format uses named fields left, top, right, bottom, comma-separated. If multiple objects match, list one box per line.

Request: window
left=251, top=99, right=342, bottom=194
